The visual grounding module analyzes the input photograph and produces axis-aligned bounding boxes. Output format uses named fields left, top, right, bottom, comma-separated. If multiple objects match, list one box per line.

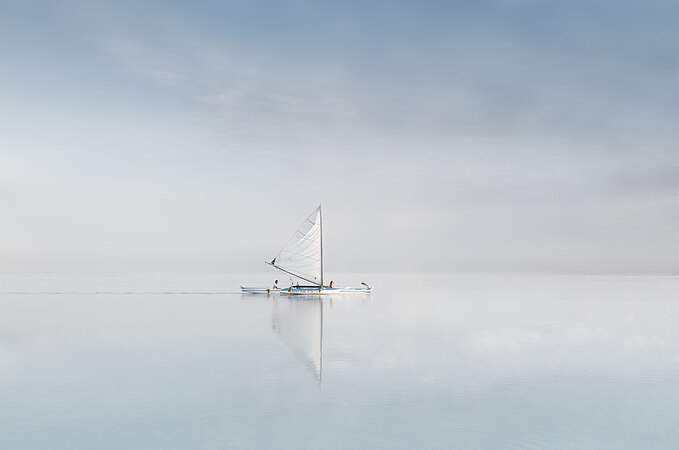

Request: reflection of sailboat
left=271, top=297, right=324, bottom=383
left=241, top=205, right=372, bottom=295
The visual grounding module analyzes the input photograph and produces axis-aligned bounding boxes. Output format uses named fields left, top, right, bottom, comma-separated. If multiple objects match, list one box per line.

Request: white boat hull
left=240, top=286, right=371, bottom=295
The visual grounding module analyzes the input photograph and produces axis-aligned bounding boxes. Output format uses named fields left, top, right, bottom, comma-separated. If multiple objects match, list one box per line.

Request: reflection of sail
left=272, top=298, right=323, bottom=383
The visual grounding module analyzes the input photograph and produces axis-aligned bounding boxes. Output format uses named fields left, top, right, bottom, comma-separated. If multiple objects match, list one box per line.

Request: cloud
left=74, top=0, right=677, bottom=162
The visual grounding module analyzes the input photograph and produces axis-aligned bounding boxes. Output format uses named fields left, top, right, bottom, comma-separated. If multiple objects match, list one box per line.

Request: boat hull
left=240, top=286, right=282, bottom=294
left=240, top=286, right=371, bottom=295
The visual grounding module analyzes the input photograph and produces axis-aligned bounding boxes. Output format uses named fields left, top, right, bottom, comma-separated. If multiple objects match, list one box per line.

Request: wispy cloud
left=79, top=0, right=678, bottom=159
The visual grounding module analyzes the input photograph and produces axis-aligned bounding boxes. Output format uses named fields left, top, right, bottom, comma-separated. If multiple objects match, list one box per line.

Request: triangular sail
left=271, top=205, right=323, bottom=285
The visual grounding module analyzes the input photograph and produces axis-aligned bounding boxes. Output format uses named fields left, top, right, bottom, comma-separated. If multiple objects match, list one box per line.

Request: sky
left=1, top=0, right=677, bottom=273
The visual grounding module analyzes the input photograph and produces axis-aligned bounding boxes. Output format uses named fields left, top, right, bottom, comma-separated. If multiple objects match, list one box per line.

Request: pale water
left=1, top=273, right=678, bottom=450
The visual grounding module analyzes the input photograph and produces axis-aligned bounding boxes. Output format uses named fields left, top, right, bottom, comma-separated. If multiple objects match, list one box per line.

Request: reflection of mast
left=320, top=299, right=323, bottom=383
left=272, top=297, right=324, bottom=385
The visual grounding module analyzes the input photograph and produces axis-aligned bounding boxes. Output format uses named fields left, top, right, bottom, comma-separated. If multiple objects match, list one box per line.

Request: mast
left=319, top=204, right=324, bottom=288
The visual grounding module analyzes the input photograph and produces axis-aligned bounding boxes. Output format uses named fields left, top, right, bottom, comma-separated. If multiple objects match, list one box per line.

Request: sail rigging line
left=265, top=262, right=320, bottom=286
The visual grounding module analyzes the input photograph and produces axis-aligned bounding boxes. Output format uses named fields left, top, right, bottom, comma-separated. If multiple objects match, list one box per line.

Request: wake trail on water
left=0, top=291, right=242, bottom=295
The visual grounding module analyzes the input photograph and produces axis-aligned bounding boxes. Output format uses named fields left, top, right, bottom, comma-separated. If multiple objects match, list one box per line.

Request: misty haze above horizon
left=1, top=0, right=677, bottom=273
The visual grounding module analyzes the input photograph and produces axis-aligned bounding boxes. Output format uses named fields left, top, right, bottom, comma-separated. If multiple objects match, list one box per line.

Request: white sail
left=270, top=205, right=323, bottom=285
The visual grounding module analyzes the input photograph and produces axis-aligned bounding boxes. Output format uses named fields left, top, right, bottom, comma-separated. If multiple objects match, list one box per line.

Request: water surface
left=1, top=273, right=678, bottom=449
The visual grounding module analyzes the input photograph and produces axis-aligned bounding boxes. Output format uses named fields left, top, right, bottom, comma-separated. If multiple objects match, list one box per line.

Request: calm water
left=1, top=273, right=678, bottom=450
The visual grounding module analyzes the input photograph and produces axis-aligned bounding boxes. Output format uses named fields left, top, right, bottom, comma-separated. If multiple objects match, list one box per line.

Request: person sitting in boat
left=329, top=280, right=335, bottom=288
left=273, top=280, right=279, bottom=289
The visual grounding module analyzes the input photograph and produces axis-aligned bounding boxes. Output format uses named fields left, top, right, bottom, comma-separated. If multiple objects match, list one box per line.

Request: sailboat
left=240, top=205, right=372, bottom=295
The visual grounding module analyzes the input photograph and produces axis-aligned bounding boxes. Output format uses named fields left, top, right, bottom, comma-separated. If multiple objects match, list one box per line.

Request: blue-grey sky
left=1, top=0, right=677, bottom=273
